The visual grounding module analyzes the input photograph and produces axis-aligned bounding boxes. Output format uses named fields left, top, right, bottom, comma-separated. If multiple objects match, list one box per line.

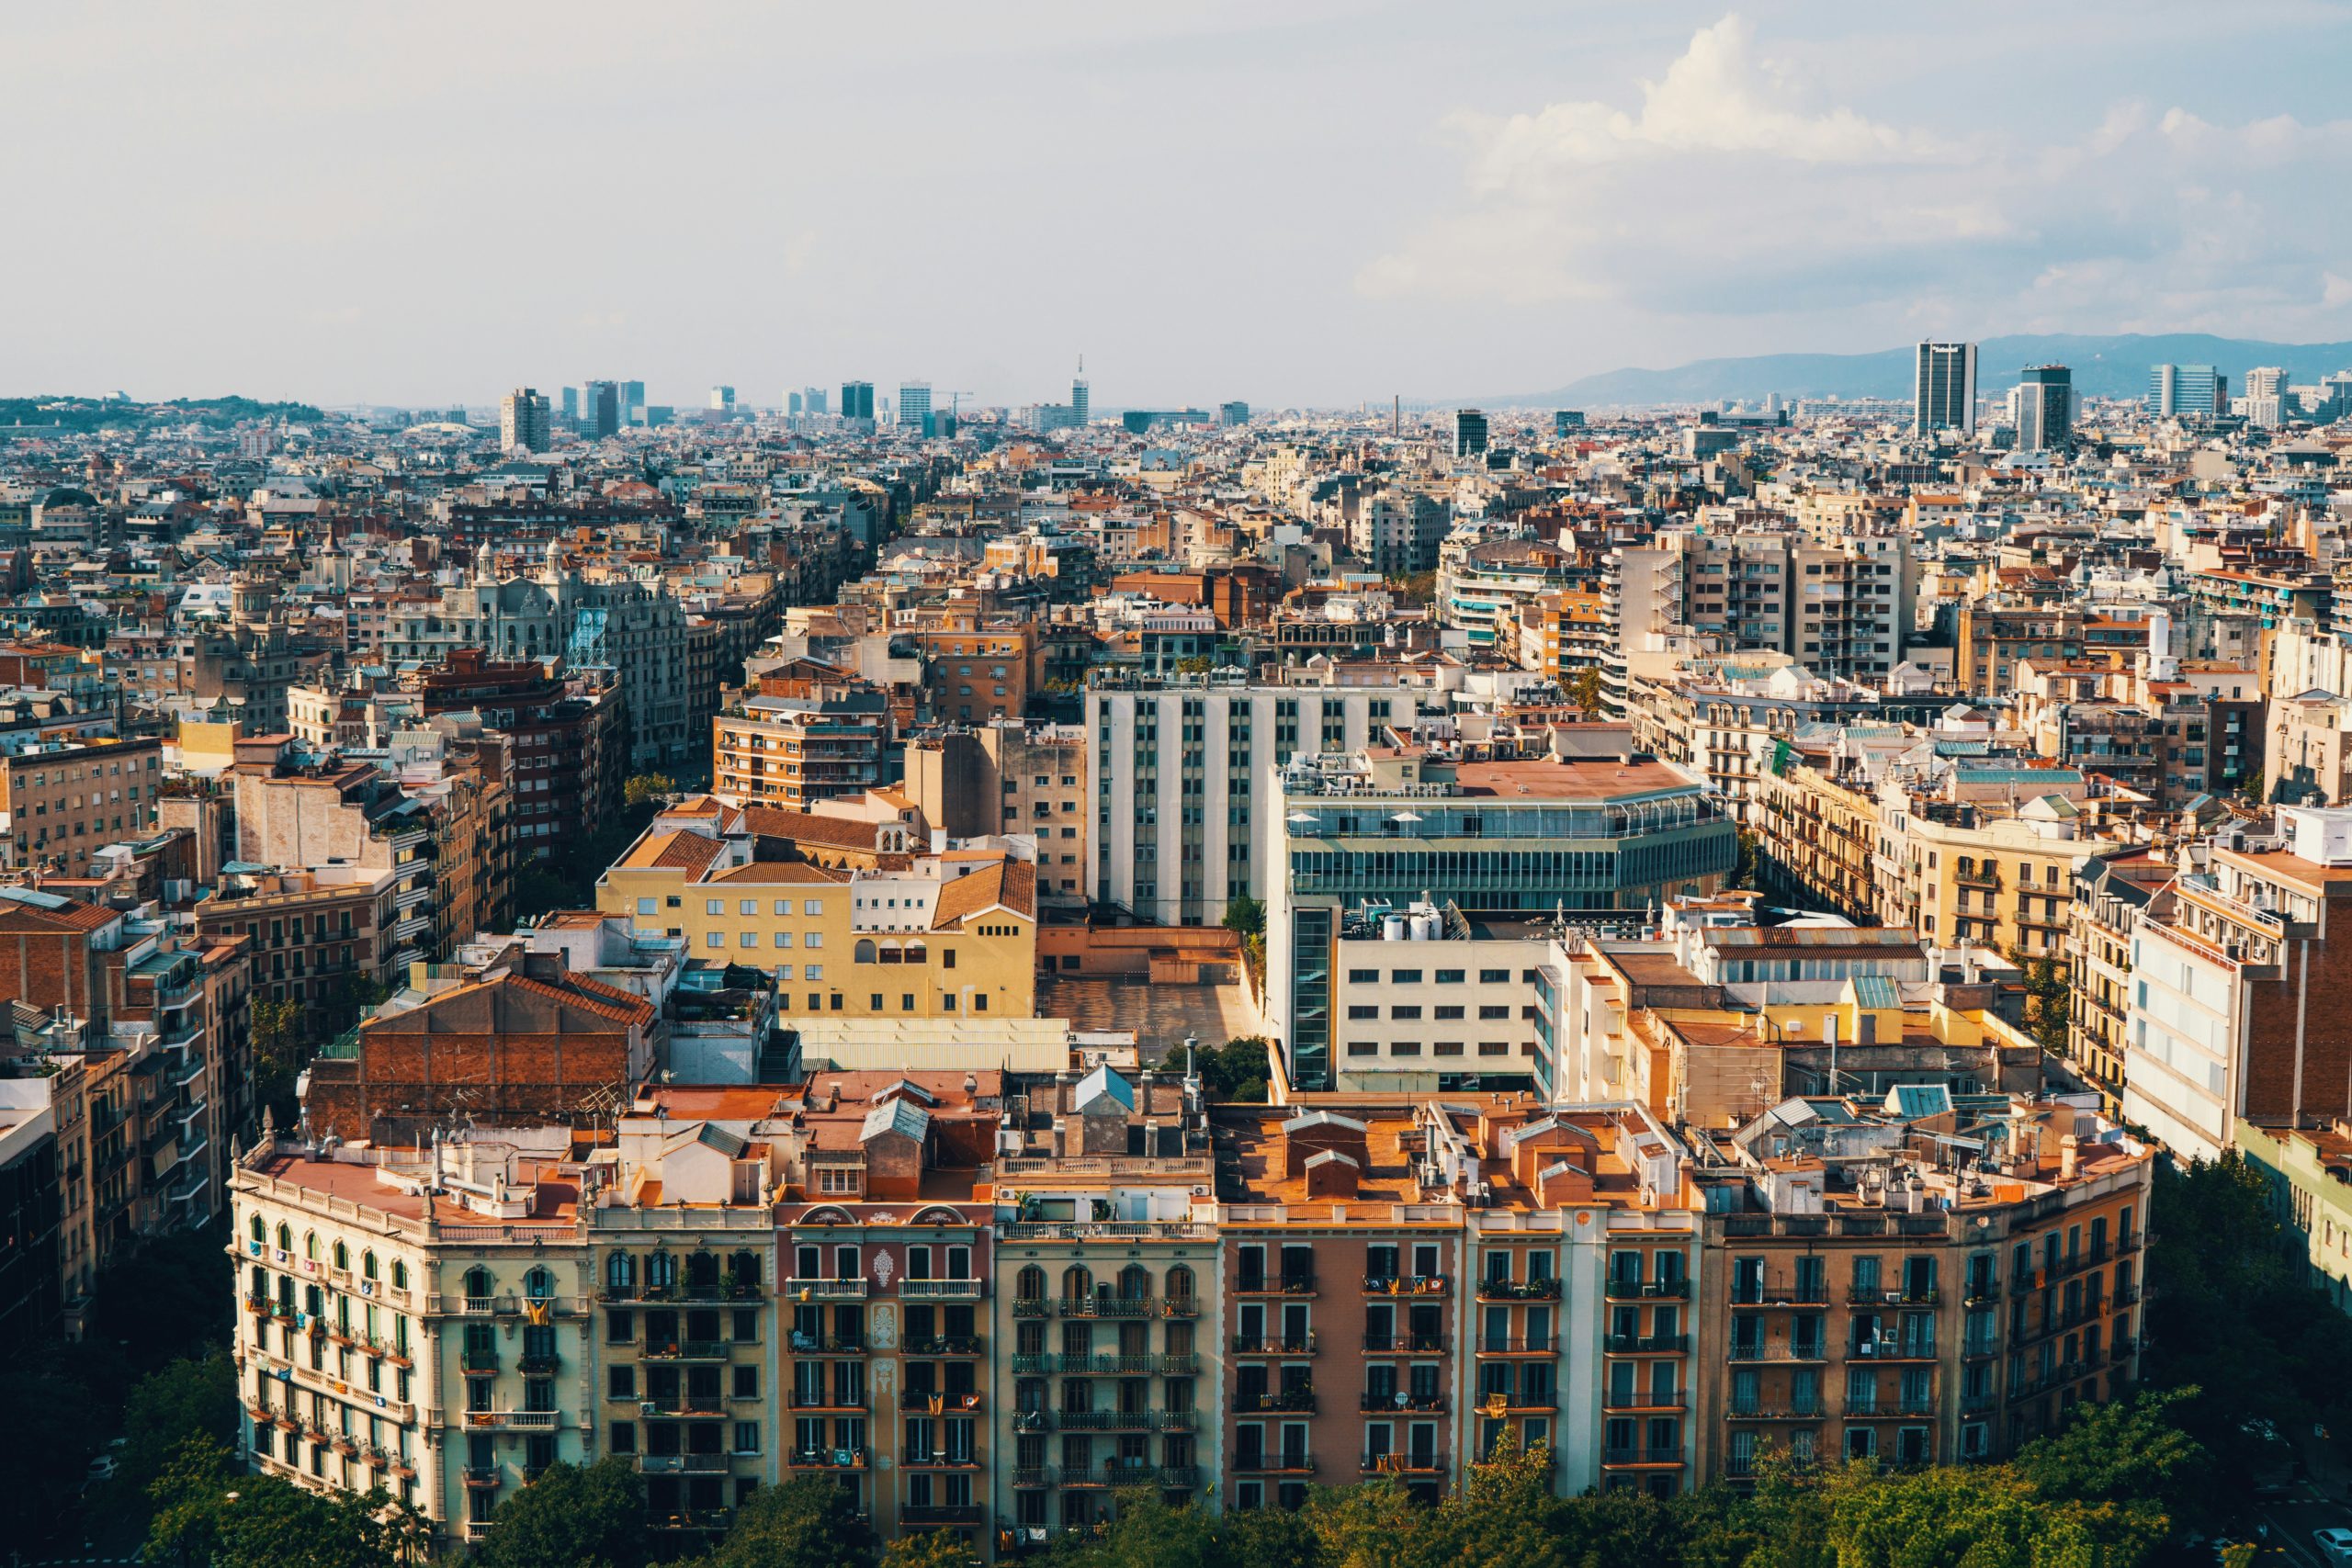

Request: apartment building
left=902, top=722, right=1088, bottom=909
left=1265, top=731, right=1735, bottom=1091
left=1607, top=528, right=1915, bottom=689
left=2123, top=807, right=2352, bottom=1162
left=1351, top=489, right=1449, bottom=576
left=194, top=865, right=401, bottom=1017
left=1084, top=673, right=1441, bottom=929
left=996, top=1065, right=1215, bottom=1538
left=2065, top=851, right=2177, bottom=1119
left=1751, top=745, right=1884, bottom=923
left=1318, top=897, right=1547, bottom=1095
left=915, top=623, right=1039, bottom=726
left=1210, top=1096, right=1702, bottom=1504
left=0, top=733, right=164, bottom=871
left=1872, top=773, right=2098, bottom=959
left=2234, top=1118, right=2352, bottom=1314
left=228, top=760, right=446, bottom=973
left=1435, top=535, right=1580, bottom=652
left=713, top=691, right=889, bottom=812
left=404, top=649, right=626, bottom=855
left=595, top=802, right=1037, bottom=1023
left=1691, top=1090, right=2154, bottom=1474
left=0, top=1082, right=62, bottom=1345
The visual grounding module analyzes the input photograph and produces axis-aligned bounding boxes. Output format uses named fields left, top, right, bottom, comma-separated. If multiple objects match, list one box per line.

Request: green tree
left=251, top=995, right=310, bottom=1109
left=112, top=1353, right=239, bottom=1509
left=1159, top=1036, right=1272, bottom=1103
left=880, top=1529, right=972, bottom=1568
left=469, top=1456, right=649, bottom=1568
left=146, top=1434, right=425, bottom=1568
left=1568, top=668, right=1604, bottom=716
left=2009, top=1387, right=2205, bottom=1519
left=624, top=773, right=677, bottom=810
left=1221, top=895, right=1266, bottom=939
left=2017, top=955, right=2071, bottom=1054
left=1298, top=1480, right=1416, bottom=1568
left=705, top=1476, right=875, bottom=1568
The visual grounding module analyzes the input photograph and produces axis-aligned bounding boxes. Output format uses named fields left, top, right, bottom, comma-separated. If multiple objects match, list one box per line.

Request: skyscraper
left=840, top=380, right=875, bottom=426
left=622, top=380, right=646, bottom=425
left=560, top=386, right=579, bottom=422
left=2244, top=366, right=2288, bottom=427
left=1218, top=400, right=1250, bottom=427
left=498, top=388, right=551, bottom=453
left=1452, top=408, right=1489, bottom=458
left=1070, top=375, right=1090, bottom=427
left=804, top=387, right=829, bottom=417
left=2148, top=364, right=2224, bottom=419
left=2015, top=366, right=2072, bottom=453
left=709, top=385, right=736, bottom=411
left=898, top=380, right=933, bottom=434
left=586, top=380, right=620, bottom=439
left=1914, top=341, right=1978, bottom=434
left=787, top=390, right=803, bottom=415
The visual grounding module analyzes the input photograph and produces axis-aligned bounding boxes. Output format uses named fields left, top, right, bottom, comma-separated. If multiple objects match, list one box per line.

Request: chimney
left=2058, top=1133, right=2079, bottom=1182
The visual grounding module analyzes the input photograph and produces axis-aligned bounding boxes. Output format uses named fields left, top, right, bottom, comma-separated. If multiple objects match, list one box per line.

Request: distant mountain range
left=1482, top=333, right=2352, bottom=410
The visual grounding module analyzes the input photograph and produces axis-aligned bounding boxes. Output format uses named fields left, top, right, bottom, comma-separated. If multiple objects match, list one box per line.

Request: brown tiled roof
left=710, top=862, right=845, bottom=885
left=931, top=860, right=1035, bottom=930
left=741, top=806, right=885, bottom=852
left=619, top=829, right=728, bottom=874
left=0, top=897, right=121, bottom=932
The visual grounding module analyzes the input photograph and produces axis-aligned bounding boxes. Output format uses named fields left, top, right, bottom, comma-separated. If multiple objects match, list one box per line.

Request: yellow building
left=1875, top=774, right=2098, bottom=960
left=1752, top=750, right=1882, bottom=922
left=595, top=806, right=1037, bottom=1021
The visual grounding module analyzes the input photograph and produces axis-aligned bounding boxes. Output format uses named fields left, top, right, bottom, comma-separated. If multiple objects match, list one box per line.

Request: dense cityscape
left=10, top=5, right=2352, bottom=1567
left=0, top=350, right=2347, bottom=1568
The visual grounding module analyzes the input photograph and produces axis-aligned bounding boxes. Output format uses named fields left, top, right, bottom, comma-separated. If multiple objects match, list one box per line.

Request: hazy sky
left=8, top=1, right=2350, bottom=410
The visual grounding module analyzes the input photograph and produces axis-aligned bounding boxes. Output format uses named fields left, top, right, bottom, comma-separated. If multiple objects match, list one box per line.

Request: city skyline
left=7, top=2, right=2351, bottom=408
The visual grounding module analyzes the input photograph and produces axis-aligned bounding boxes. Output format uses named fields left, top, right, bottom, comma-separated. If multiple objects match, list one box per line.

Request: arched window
left=1061, top=1265, right=1092, bottom=1302
left=1118, top=1263, right=1151, bottom=1302
left=391, top=1260, right=409, bottom=1291
left=362, top=1251, right=378, bottom=1280
left=854, top=939, right=877, bottom=964
left=1165, top=1264, right=1195, bottom=1308
left=902, top=940, right=927, bottom=964
left=1016, top=1265, right=1046, bottom=1303
left=729, top=1251, right=762, bottom=1292
left=304, top=1232, right=319, bottom=1261
left=249, top=1264, right=266, bottom=1300
left=276, top=1223, right=291, bottom=1252
left=463, top=1266, right=492, bottom=1300
left=334, top=1241, right=349, bottom=1272
left=606, top=1252, right=638, bottom=1293
left=524, top=1268, right=555, bottom=1301
left=684, top=1251, right=720, bottom=1295
left=249, top=1213, right=266, bottom=1246
left=646, top=1250, right=676, bottom=1292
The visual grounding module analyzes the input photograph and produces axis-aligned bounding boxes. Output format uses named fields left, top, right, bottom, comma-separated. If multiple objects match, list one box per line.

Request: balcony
left=786, top=1334, right=868, bottom=1356
left=1233, top=1390, right=1317, bottom=1415
left=1729, top=1342, right=1828, bottom=1363
left=1725, top=1403, right=1824, bottom=1421
left=464, top=1410, right=559, bottom=1429
left=1605, top=1278, right=1689, bottom=1301
left=461, top=1348, right=501, bottom=1373
left=1362, top=1333, right=1450, bottom=1354
left=1232, top=1275, right=1317, bottom=1298
left=648, top=1510, right=731, bottom=1533
left=903, top=1335, right=983, bottom=1357
left=643, top=1340, right=732, bottom=1362
left=787, top=1447, right=868, bottom=1471
left=787, top=1391, right=868, bottom=1411
left=1849, top=1285, right=1940, bottom=1307
left=1361, top=1452, right=1448, bottom=1475
left=786, top=1277, right=868, bottom=1300
left=1475, top=1277, right=1561, bottom=1302
left=464, top=1466, right=502, bottom=1490
left=518, top=1350, right=561, bottom=1375
left=1601, top=1389, right=1686, bottom=1413
left=636, top=1454, right=734, bottom=1474
left=899, top=1279, right=986, bottom=1300
left=1363, top=1275, right=1452, bottom=1297
left=1359, top=1391, right=1446, bottom=1413
left=1046, top=1409, right=1189, bottom=1432
left=900, top=1505, right=984, bottom=1528
left=1605, top=1333, right=1690, bottom=1355
left=1231, top=1453, right=1317, bottom=1475
left=1011, top=1297, right=1052, bottom=1318
left=1055, top=1295, right=1159, bottom=1318
left=1230, top=1332, right=1317, bottom=1355
left=1011, top=1352, right=1196, bottom=1376
left=1476, top=1337, right=1557, bottom=1358
left=1601, top=1447, right=1686, bottom=1468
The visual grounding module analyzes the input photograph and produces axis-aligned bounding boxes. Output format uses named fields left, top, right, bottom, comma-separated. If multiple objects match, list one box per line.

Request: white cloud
left=1362, top=12, right=2352, bottom=350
